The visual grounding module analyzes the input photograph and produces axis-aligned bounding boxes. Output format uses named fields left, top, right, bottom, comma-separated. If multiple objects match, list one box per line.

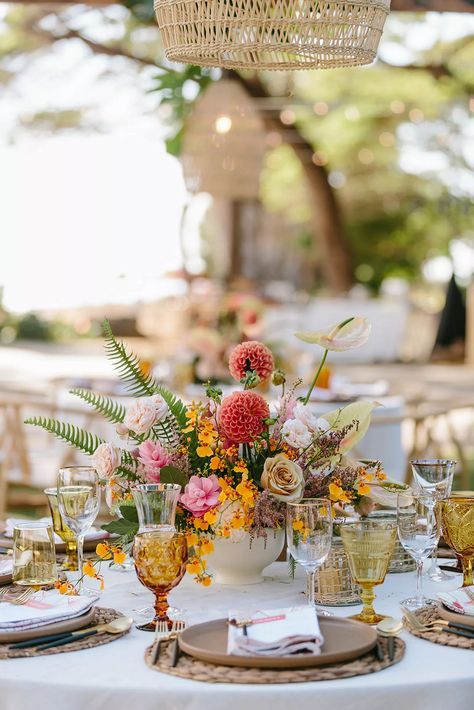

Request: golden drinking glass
left=340, top=520, right=397, bottom=625
left=44, top=487, right=78, bottom=571
left=13, top=522, right=57, bottom=587
left=133, top=530, right=188, bottom=631
left=440, top=497, right=474, bottom=587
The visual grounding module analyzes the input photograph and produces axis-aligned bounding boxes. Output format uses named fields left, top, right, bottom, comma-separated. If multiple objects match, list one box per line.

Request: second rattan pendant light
left=154, top=0, right=391, bottom=71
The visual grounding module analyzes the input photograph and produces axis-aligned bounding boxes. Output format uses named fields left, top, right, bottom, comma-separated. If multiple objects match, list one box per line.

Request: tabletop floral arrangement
left=27, top=318, right=393, bottom=586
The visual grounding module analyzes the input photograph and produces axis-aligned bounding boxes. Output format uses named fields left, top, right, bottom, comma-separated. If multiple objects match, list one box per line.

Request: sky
left=0, top=9, right=473, bottom=313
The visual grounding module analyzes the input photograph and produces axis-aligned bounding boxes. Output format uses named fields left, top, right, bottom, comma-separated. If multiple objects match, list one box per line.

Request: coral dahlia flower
left=228, top=341, right=274, bottom=383
left=219, top=391, right=269, bottom=444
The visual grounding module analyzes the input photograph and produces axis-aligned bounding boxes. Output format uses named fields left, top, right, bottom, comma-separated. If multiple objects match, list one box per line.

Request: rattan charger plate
left=0, top=607, right=130, bottom=659
left=145, top=636, right=405, bottom=684
left=403, top=607, right=474, bottom=650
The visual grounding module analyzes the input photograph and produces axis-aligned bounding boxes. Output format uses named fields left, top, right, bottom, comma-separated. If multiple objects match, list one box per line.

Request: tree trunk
left=231, top=73, right=353, bottom=294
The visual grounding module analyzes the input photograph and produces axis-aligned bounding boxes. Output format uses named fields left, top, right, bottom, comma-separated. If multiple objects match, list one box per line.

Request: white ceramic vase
left=208, top=529, right=285, bottom=585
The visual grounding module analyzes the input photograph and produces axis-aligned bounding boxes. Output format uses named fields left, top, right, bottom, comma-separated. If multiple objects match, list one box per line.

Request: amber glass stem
left=461, top=556, right=473, bottom=587
left=359, top=584, right=376, bottom=623
left=64, top=541, right=78, bottom=571
left=154, top=591, right=170, bottom=622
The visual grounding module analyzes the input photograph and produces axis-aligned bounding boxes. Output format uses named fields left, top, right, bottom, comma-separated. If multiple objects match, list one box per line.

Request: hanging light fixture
left=181, top=79, right=267, bottom=199
left=154, top=0, right=391, bottom=71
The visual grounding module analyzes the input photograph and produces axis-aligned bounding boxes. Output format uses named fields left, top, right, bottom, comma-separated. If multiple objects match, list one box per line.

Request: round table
left=1, top=563, right=472, bottom=710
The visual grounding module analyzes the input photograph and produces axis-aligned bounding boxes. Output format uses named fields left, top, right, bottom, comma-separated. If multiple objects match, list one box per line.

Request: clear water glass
left=286, top=498, right=332, bottom=611
left=13, top=522, right=57, bottom=587
left=397, top=492, right=439, bottom=609
left=57, top=466, right=101, bottom=593
left=410, top=459, right=456, bottom=581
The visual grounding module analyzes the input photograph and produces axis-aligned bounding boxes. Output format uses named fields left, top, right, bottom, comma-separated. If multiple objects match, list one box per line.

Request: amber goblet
left=440, top=497, right=474, bottom=587
left=133, top=530, right=188, bottom=631
left=340, top=520, right=397, bottom=625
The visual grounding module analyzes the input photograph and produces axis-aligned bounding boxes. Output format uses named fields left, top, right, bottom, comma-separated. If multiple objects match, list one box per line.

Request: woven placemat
left=144, top=636, right=405, bottom=684
left=403, top=607, right=474, bottom=650
left=0, top=607, right=129, bottom=659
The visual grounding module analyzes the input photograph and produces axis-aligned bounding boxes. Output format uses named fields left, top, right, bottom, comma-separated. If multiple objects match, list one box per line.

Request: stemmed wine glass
left=410, top=459, right=456, bottom=581
left=57, top=466, right=101, bottom=593
left=397, top=492, right=439, bottom=609
left=286, top=499, right=332, bottom=612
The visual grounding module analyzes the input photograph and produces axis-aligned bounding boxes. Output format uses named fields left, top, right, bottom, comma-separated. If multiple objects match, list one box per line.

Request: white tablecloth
left=0, top=563, right=472, bottom=710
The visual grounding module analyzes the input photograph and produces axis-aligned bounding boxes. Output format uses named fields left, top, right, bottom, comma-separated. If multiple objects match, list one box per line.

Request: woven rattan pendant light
left=154, top=0, right=391, bottom=70
left=181, top=79, right=267, bottom=199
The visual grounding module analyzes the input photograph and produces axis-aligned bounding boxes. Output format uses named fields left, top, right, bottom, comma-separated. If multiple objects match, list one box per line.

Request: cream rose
left=261, top=455, right=305, bottom=503
left=281, top=418, right=312, bottom=450
left=92, top=443, right=121, bottom=479
left=124, top=399, right=158, bottom=435
left=149, top=394, right=170, bottom=422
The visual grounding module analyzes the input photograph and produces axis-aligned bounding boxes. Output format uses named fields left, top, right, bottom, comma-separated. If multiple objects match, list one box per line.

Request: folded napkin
left=0, top=558, right=12, bottom=576
left=227, top=606, right=324, bottom=657
left=438, top=587, right=474, bottom=616
left=4, top=518, right=108, bottom=544
left=0, top=589, right=98, bottom=631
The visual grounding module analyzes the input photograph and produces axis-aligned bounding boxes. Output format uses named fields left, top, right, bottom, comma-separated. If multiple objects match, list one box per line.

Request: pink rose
left=180, top=475, right=220, bottom=518
left=137, top=440, right=171, bottom=483
left=92, top=443, right=121, bottom=479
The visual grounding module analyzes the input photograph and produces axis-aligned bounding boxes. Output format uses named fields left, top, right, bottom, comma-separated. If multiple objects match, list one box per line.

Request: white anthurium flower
left=295, top=317, right=371, bottom=352
left=367, top=481, right=413, bottom=508
left=324, top=400, right=379, bottom=455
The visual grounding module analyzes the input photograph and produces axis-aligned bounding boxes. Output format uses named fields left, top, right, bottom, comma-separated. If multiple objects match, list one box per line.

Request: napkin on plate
left=438, top=587, right=474, bottom=616
left=227, top=606, right=324, bottom=657
left=4, top=518, right=108, bottom=544
left=0, top=558, right=12, bottom=576
left=0, top=589, right=98, bottom=631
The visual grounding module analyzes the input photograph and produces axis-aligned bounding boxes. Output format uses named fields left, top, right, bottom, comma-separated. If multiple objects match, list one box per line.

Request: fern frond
left=103, top=319, right=158, bottom=397
left=156, top=385, right=187, bottom=428
left=70, top=388, right=126, bottom=425
left=24, top=417, right=104, bottom=456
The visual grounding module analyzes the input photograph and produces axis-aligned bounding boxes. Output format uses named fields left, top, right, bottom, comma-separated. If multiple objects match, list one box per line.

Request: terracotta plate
left=0, top=534, right=111, bottom=555
left=0, top=606, right=96, bottom=644
left=179, top=616, right=377, bottom=669
left=438, top=603, right=474, bottom=628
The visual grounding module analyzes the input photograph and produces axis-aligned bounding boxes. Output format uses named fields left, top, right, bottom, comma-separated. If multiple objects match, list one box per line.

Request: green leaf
left=24, top=416, right=103, bottom=455
left=70, top=388, right=126, bottom=424
left=102, top=518, right=138, bottom=540
left=119, top=504, right=139, bottom=523
left=155, top=385, right=187, bottom=429
left=103, top=319, right=158, bottom=398
left=159, top=465, right=188, bottom=487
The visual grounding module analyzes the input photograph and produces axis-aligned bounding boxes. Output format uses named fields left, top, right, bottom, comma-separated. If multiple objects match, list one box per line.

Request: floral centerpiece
left=27, top=317, right=396, bottom=586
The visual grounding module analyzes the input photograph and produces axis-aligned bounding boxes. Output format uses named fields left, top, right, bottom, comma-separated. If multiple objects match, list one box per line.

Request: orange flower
left=96, top=542, right=112, bottom=560
left=199, top=575, right=212, bottom=587
left=186, top=531, right=199, bottom=547
left=55, top=579, right=77, bottom=595
left=233, top=460, right=248, bottom=475
left=83, top=560, right=96, bottom=578
left=202, top=509, right=217, bottom=525
left=194, top=518, right=209, bottom=531
left=292, top=519, right=304, bottom=532
left=197, top=445, right=213, bottom=458
left=210, top=456, right=223, bottom=471
left=230, top=513, right=245, bottom=529
left=186, top=558, right=201, bottom=575
left=113, top=548, right=127, bottom=565
left=358, top=482, right=371, bottom=496
left=236, top=480, right=256, bottom=505
left=328, top=482, right=351, bottom=504
left=198, top=539, right=214, bottom=555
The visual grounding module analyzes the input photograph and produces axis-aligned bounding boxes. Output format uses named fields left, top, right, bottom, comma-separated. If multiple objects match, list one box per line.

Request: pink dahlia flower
left=228, top=341, right=274, bottom=383
left=219, top=391, right=269, bottom=444
left=137, top=440, right=171, bottom=483
left=180, top=475, right=220, bottom=517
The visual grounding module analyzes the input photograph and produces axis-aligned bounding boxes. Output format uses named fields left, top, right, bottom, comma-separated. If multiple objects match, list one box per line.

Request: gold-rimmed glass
left=286, top=498, right=333, bottom=609
left=44, top=487, right=78, bottom=571
left=340, top=520, right=397, bottom=625
left=133, top=530, right=188, bottom=631
left=13, top=522, right=57, bottom=587
left=440, top=497, right=474, bottom=587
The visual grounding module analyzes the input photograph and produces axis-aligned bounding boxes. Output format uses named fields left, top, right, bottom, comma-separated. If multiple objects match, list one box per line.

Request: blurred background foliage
left=0, top=3, right=473, bottom=293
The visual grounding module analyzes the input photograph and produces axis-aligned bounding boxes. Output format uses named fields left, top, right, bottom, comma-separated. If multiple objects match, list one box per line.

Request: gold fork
left=0, top=587, right=35, bottom=605
left=402, top=607, right=474, bottom=638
